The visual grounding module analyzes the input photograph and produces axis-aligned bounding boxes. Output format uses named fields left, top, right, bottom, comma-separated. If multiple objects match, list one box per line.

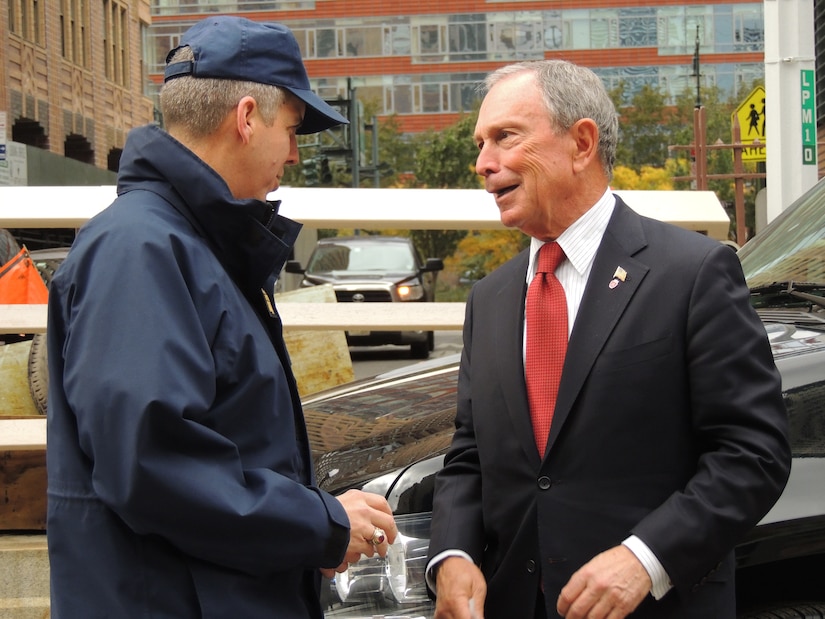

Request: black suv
left=286, top=235, right=444, bottom=358
left=303, top=181, right=825, bottom=618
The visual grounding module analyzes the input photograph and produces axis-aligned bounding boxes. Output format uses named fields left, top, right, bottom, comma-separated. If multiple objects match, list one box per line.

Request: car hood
left=305, top=271, right=415, bottom=285
left=762, top=313, right=825, bottom=360
left=303, top=355, right=461, bottom=493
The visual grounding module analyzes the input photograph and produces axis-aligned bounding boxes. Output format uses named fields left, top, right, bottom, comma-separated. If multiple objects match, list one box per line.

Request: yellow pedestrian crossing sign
left=732, top=86, right=766, bottom=162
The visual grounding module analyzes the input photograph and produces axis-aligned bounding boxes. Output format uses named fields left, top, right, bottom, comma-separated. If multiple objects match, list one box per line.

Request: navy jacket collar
left=116, top=124, right=302, bottom=294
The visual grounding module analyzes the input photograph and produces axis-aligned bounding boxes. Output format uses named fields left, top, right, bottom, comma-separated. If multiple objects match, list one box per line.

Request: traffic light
left=302, top=156, right=319, bottom=186
left=319, top=156, right=332, bottom=185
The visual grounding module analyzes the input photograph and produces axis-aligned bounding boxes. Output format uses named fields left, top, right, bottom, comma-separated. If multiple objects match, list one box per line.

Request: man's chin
left=497, top=206, right=522, bottom=230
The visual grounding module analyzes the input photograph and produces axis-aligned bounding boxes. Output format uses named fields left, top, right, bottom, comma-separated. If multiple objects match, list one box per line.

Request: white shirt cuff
left=425, top=549, right=476, bottom=594
left=622, top=535, right=672, bottom=600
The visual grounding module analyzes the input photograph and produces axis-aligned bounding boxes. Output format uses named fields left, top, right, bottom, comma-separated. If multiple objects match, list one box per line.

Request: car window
left=307, top=242, right=415, bottom=273
left=739, top=178, right=825, bottom=288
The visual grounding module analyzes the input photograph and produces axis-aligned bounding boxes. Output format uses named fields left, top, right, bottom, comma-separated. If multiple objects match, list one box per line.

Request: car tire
left=411, top=339, right=430, bottom=359
left=27, top=253, right=63, bottom=416
left=427, top=330, right=435, bottom=351
left=28, top=333, right=48, bottom=415
left=738, top=602, right=825, bottom=618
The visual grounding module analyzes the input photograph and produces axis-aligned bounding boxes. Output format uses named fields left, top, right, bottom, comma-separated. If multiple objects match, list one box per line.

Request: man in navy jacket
left=47, top=17, right=395, bottom=618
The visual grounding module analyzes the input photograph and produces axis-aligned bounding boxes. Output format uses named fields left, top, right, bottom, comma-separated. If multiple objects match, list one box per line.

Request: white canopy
left=0, top=186, right=730, bottom=240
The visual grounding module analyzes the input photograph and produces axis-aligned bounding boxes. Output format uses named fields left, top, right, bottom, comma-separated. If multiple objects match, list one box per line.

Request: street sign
left=801, top=70, right=817, bottom=166
left=732, top=86, right=766, bottom=162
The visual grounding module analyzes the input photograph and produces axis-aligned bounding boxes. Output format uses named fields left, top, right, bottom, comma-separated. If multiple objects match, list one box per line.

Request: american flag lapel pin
left=609, top=266, right=628, bottom=289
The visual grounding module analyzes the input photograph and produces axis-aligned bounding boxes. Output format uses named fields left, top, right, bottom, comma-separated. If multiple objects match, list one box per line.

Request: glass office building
left=147, top=1, right=765, bottom=133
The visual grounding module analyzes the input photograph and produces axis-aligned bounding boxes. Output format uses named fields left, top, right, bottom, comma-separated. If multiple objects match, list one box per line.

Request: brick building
left=146, top=1, right=767, bottom=135
left=2, top=1, right=155, bottom=175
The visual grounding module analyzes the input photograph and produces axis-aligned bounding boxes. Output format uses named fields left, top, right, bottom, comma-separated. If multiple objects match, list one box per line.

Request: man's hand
left=321, top=489, right=397, bottom=579
left=556, top=545, right=651, bottom=619
left=434, top=556, right=487, bottom=619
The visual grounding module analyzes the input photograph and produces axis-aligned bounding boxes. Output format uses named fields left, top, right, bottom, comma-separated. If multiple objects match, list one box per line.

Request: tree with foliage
left=665, top=82, right=764, bottom=236
left=446, top=230, right=529, bottom=286
left=611, top=164, right=674, bottom=190
left=609, top=83, right=673, bottom=169
left=413, top=111, right=480, bottom=189
left=393, top=110, right=482, bottom=266
left=608, top=79, right=764, bottom=239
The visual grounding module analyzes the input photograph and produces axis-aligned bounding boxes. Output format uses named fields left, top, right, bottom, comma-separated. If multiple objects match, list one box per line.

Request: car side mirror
left=284, top=260, right=305, bottom=274
left=422, top=258, right=444, bottom=272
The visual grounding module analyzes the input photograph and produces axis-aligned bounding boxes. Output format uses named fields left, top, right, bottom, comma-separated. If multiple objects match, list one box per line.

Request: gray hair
left=482, top=60, right=618, bottom=179
left=160, top=46, right=286, bottom=137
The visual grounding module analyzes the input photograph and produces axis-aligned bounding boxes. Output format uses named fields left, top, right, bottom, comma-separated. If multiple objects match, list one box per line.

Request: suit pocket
left=596, top=333, right=674, bottom=370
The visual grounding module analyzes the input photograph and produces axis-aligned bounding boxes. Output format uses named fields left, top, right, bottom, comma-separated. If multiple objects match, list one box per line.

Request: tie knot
left=536, top=242, right=565, bottom=274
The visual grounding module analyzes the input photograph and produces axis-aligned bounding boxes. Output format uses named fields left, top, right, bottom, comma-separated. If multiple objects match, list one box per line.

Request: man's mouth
left=492, top=185, right=518, bottom=199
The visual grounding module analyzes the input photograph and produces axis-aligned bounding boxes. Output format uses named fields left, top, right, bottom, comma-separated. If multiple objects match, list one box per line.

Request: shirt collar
left=528, top=188, right=615, bottom=279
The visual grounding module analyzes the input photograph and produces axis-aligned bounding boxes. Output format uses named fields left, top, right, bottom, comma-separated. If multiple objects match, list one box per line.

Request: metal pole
left=692, top=25, right=701, bottom=109
left=694, top=107, right=708, bottom=191
left=732, top=117, right=747, bottom=246
left=764, top=0, right=817, bottom=221
left=372, top=116, right=380, bottom=187
left=348, top=78, right=360, bottom=189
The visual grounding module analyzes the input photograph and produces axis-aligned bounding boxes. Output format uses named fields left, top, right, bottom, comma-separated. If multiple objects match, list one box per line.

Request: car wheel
left=26, top=252, right=64, bottom=416
left=738, top=602, right=825, bottom=618
left=411, top=339, right=430, bottom=359
left=28, top=333, right=48, bottom=415
left=427, top=331, right=435, bottom=351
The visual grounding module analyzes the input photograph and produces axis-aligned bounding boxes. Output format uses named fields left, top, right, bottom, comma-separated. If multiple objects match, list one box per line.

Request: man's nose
left=475, top=147, right=496, bottom=177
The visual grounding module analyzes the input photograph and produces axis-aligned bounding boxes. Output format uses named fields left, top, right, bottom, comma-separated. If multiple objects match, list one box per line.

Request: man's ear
left=235, top=96, right=258, bottom=145
left=570, top=118, right=600, bottom=173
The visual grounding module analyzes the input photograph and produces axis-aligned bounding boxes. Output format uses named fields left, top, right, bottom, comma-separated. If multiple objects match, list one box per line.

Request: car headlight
left=386, top=532, right=430, bottom=603
left=335, top=553, right=387, bottom=601
left=333, top=514, right=432, bottom=605
left=396, top=283, right=424, bottom=301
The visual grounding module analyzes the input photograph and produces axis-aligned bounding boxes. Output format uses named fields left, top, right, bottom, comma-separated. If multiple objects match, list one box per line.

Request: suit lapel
left=493, top=251, right=543, bottom=467
left=544, top=199, right=650, bottom=456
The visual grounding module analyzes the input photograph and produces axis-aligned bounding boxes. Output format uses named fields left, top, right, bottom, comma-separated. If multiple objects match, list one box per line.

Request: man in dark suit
left=426, top=60, right=791, bottom=619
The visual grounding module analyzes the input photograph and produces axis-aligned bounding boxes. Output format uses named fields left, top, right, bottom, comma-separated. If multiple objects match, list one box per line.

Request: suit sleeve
left=631, top=243, right=791, bottom=594
left=428, top=287, right=487, bottom=565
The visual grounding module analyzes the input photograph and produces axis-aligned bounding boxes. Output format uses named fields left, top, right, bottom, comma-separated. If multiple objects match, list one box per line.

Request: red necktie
left=525, top=242, right=568, bottom=456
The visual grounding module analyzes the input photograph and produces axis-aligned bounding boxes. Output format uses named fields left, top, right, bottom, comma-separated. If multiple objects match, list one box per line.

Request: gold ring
left=370, top=527, right=386, bottom=545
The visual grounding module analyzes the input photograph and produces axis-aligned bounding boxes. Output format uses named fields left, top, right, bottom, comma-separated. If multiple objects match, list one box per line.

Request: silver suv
left=285, top=235, right=444, bottom=358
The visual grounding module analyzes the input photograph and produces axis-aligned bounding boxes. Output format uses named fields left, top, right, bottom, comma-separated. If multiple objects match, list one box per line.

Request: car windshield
left=738, top=179, right=825, bottom=289
left=307, top=241, right=415, bottom=273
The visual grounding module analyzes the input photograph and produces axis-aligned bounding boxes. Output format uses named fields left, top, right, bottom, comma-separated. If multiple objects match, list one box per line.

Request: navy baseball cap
left=164, top=16, right=348, bottom=134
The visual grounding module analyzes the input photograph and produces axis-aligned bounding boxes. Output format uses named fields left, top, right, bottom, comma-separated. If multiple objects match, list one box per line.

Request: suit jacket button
left=525, top=560, right=537, bottom=574
left=537, top=476, right=552, bottom=490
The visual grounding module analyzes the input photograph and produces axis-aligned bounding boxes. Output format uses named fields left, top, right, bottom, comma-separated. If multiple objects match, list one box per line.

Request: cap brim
left=287, top=88, right=349, bottom=134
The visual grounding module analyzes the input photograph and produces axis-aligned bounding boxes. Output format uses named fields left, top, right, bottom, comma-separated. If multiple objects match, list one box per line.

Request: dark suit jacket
left=428, top=198, right=791, bottom=618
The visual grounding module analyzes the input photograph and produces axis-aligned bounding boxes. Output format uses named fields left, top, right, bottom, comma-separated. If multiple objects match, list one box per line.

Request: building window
left=343, top=25, right=383, bottom=57
left=61, top=0, right=90, bottom=67
left=619, top=7, right=657, bottom=48
left=412, top=19, right=447, bottom=62
left=564, top=10, right=593, bottom=50
left=9, top=0, right=45, bottom=44
left=657, top=6, right=713, bottom=55
left=488, top=12, right=544, bottom=59
left=384, top=24, right=411, bottom=55
left=732, top=4, right=763, bottom=52
left=103, top=0, right=129, bottom=86
left=447, top=14, right=486, bottom=62
left=315, top=27, right=342, bottom=58
left=145, top=24, right=187, bottom=74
